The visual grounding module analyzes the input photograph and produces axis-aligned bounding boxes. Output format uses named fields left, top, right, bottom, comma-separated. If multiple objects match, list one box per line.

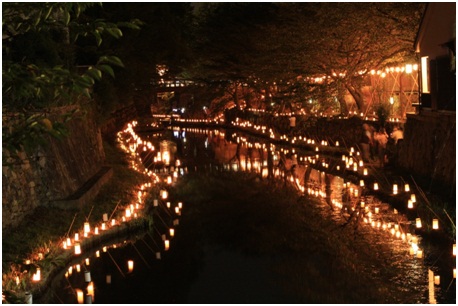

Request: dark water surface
left=47, top=127, right=455, bottom=304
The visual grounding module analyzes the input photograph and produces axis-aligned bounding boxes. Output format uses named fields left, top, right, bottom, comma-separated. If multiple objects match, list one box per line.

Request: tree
left=2, top=3, right=140, bottom=157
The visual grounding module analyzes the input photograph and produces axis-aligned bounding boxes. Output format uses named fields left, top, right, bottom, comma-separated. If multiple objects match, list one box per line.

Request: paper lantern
left=32, top=268, right=41, bottom=282
left=434, top=275, right=440, bottom=286
left=76, top=289, right=84, bottom=304
left=374, top=207, right=379, bottom=214
left=408, top=200, right=414, bottom=209
left=170, top=228, right=175, bottom=237
left=432, top=219, right=439, bottom=230
left=416, top=218, right=422, bottom=228
left=404, top=184, right=410, bottom=192
left=84, top=222, right=90, bottom=234
left=373, top=182, right=379, bottom=190
left=74, top=243, right=81, bottom=255
left=84, top=271, right=91, bottom=282
left=411, top=194, right=416, bottom=203
left=360, top=180, right=365, bottom=187
left=128, top=260, right=134, bottom=272
left=417, top=250, right=423, bottom=258
left=74, top=233, right=79, bottom=241
left=164, top=240, right=170, bottom=251
left=453, top=244, right=456, bottom=256
left=393, top=184, right=398, bottom=195
left=363, top=168, right=368, bottom=176
left=103, top=213, right=108, bottom=222
left=85, top=258, right=90, bottom=266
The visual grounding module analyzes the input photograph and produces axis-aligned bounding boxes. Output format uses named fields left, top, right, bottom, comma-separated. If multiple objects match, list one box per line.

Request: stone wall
left=398, top=111, right=456, bottom=193
left=2, top=106, right=106, bottom=229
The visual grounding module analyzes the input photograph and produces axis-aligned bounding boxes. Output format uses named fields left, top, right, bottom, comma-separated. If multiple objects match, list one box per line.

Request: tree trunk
left=346, top=83, right=365, bottom=112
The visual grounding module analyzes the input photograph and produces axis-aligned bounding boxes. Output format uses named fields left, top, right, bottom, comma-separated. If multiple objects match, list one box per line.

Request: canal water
left=47, top=126, right=455, bottom=304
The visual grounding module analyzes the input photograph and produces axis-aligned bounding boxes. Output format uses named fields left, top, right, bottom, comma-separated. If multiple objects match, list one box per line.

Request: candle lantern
left=166, top=202, right=171, bottom=208
left=411, top=194, right=416, bottom=203
left=416, top=218, right=422, bottom=228
left=32, top=268, right=41, bottom=282
left=128, top=260, right=134, bottom=272
left=178, top=202, right=183, bottom=209
left=373, top=182, right=379, bottom=190
left=76, top=289, right=84, bottom=304
left=360, top=180, right=364, bottom=187
left=101, top=223, right=106, bottom=231
left=407, top=200, right=414, bottom=209
left=454, top=269, right=456, bottom=279
left=363, top=168, right=368, bottom=176
left=164, top=240, right=170, bottom=251
left=432, top=219, right=439, bottom=230
left=170, top=228, right=175, bottom=237
left=434, top=275, right=440, bottom=286
left=111, top=219, right=116, bottom=226
left=94, top=227, right=99, bottom=235
left=417, top=250, right=423, bottom=259
left=87, top=282, right=94, bottom=301
left=76, top=264, right=81, bottom=272
left=74, top=243, right=81, bottom=255
left=374, top=207, right=379, bottom=214
left=85, top=258, right=90, bottom=266
left=74, top=233, right=79, bottom=241
left=393, top=184, right=398, bottom=195
left=453, top=244, right=456, bottom=256
left=404, top=184, right=410, bottom=192
left=84, top=222, right=90, bottom=234
left=125, top=208, right=131, bottom=218
left=161, top=190, right=168, bottom=199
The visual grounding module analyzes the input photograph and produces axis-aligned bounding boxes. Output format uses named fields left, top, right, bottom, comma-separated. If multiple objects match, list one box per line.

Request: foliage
left=189, top=3, right=425, bottom=115
left=2, top=2, right=141, bottom=158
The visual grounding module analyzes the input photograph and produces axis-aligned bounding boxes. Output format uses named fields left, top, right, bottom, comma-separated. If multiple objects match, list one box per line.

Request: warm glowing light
left=404, top=184, right=410, bottom=192
left=432, top=219, right=439, bottom=230
left=411, top=194, right=416, bottom=202
left=407, top=200, right=414, bottom=209
left=417, top=249, right=423, bottom=258
left=85, top=258, right=90, bottom=266
left=363, top=168, right=368, bottom=176
left=87, top=282, right=94, bottom=302
left=453, top=244, right=456, bottom=256
left=74, top=243, right=81, bottom=255
left=106, top=275, right=112, bottom=284
left=128, top=260, right=134, bottom=272
left=111, top=219, right=116, bottom=226
left=170, top=228, right=175, bottom=237
left=125, top=208, right=131, bottom=218
left=76, top=289, right=84, bottom=304
left=434, top=275, right=440, bottom=286
left=161, top=190, right=168, bottom=199
left=374, top=207, right=379, bottom=214
left=360, top=180, right=364, bottom=187
left=178, top=202, right=183, bottom=209
left=393, top=184, right=398, bottom=194
left=74, top=233, right=79, bottom=241
left=373, top=182, right=379, bottom=190
left=32, top=268, right=41, bottom=282
left=84, top=222, right=90, bottom=234
left=416, top=218, right=422, bottom=228
left=103, top=213, right=108, bottom=222
left=164, top=240, right=170, bottom=251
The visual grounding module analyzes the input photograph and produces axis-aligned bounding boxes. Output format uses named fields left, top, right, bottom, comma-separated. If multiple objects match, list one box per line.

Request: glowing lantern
left=417, top=250, right=423, bottom=258
left=85, top=258, right=90, bottom=266
left=453, top=244, right=456, bottom=256
left=106, top=275, right=112, bottom=284
left=373, top=182, right=379, bottom=190
left=363, top=168, right=368, bottom=176
left=393, top=184, right=398, bottom=195
left=74, top=243, right=81, bottom=255
left=154, top=199, right=158, bottom=207
left=94, top=227, right=99, bottom=235
left=32, top=268, right=41, bottom=282
left=101, top=223, right=106, bottom=231
left=84, top=222, right=90, bottom=234
left=103, top=213, right=108, bottom=222
left=404, top=184, right=410, bottom=192
left=170, top=228, right=175, bottom=237
left=84, top=271, right=91, bottom=282
left=411, top=194, right=416, bottom=202
left=374, top=207, right=379, bottom=214
left=76, top=289, right=84, bottom=304
left=128, top=260, right=134, bottom=272
left=454, top=269, right=456, bottom=279
left=111, top=219, right=116, bottom=226
left=432, top=219, right=439, bottom=230
left=76, top=264, right=81, bottom=272
left=164, top=240, right=170, bottom=251
left=125, top=208, right=131, bottom=218
left=360, top=180, right=365, bottom=187
left=87, top=282, right=94, bottom=301
left=408, top=200, right=414, bottom=209
left=434, top=275, right=440, bottom=286
left=96, top=251, right=100, bottom=258
left=156, top=252, right=161, bottom=260
left=166, top=202, right=171, bottom=208
left=161, top=190, right=168, bottom=199
left=416, top=218, right=422, bottom=228
left=74, top=233, right=79, bottom=241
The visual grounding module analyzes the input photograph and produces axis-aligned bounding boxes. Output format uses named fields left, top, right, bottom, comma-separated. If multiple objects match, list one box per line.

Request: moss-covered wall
left=2, top=106, right=106, bottom=230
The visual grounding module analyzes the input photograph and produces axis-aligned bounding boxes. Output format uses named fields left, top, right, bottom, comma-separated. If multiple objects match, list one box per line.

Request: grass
left=2, top=140, right=148, bottom=279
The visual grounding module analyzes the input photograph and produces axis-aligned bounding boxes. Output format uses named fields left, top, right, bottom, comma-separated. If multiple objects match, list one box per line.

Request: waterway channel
left=46, top=124, right=455, bottom=304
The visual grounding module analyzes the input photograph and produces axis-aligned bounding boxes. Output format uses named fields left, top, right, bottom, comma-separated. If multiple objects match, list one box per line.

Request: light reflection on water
left=49, top=127, right=454, bottom=304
